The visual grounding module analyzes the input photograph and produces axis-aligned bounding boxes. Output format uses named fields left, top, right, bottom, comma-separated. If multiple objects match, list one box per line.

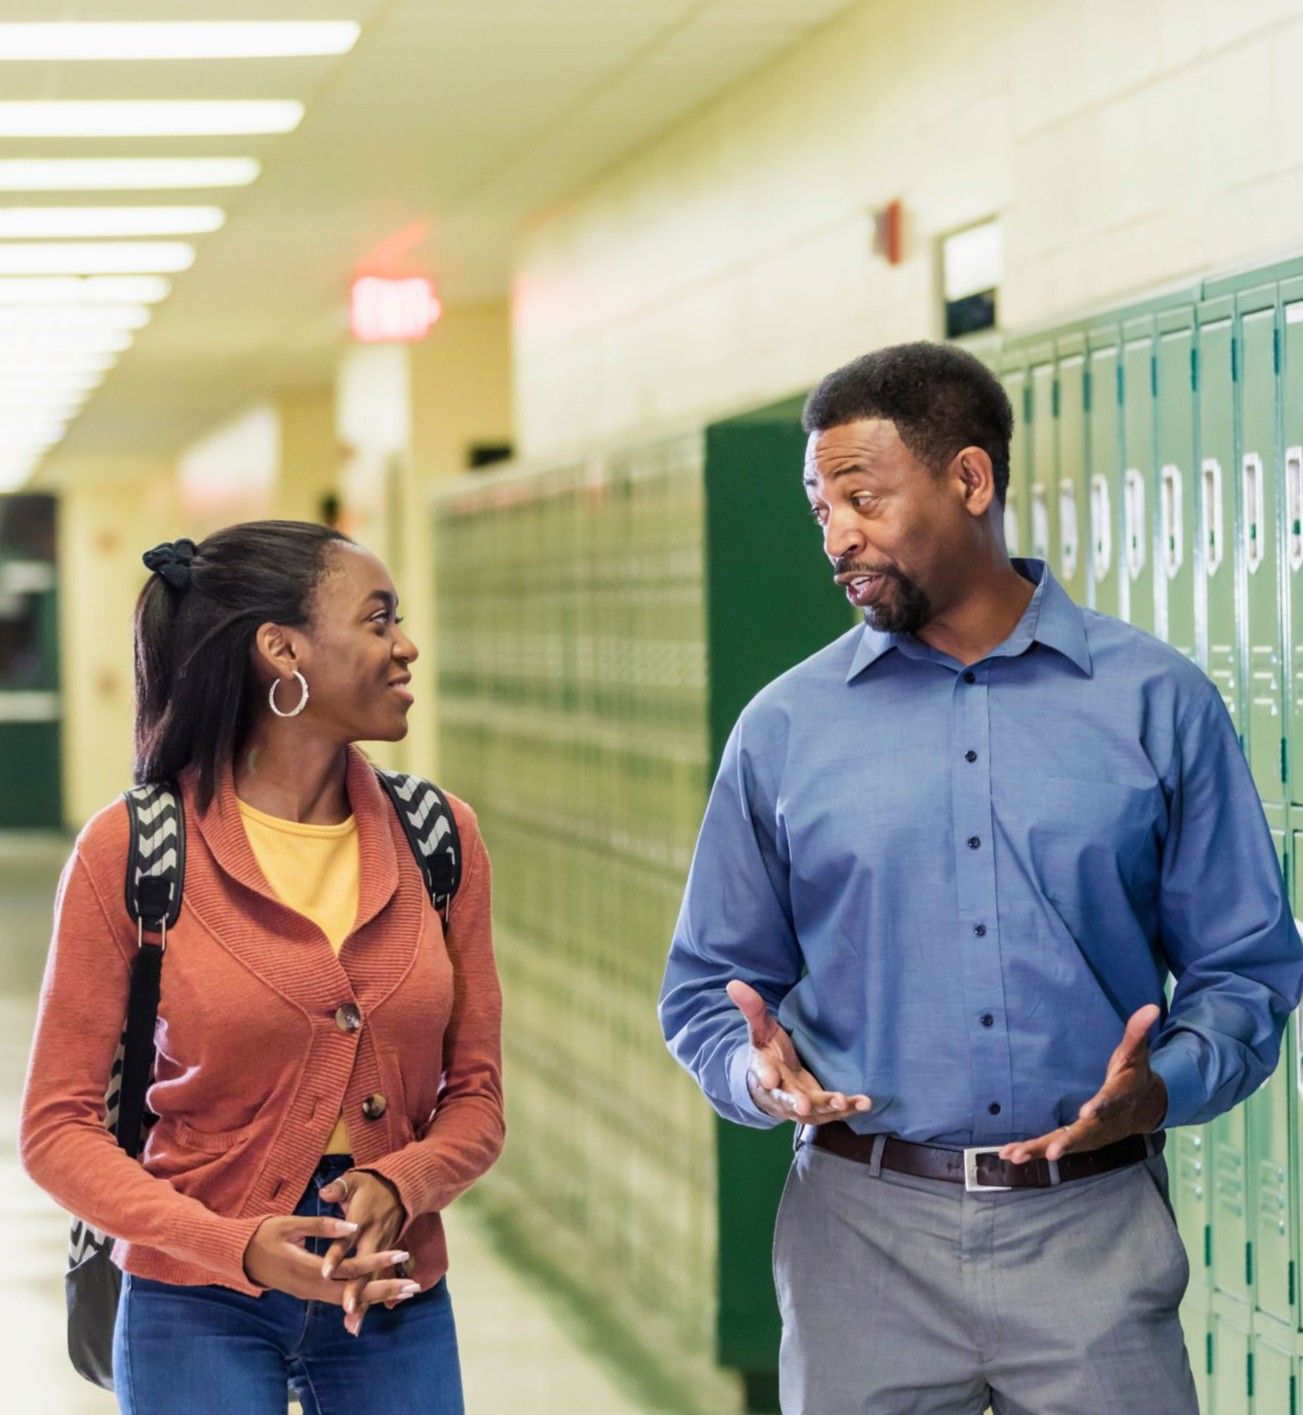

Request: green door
left=1281, top=280, right=1303, bottom=809
left=1054, top=340, right=1089, bottom=604
left=1198, top=299, right=1244, bottom=741
left=1087, top=329, right=1123, bottom=618
left=1239, top=290, right=1286, bottom=802
left=1253, top=1320, right=1296, bottom=1415
left=1212, top=1295, right=1253, bottom=1415
left=1121, top=320, right=1158, bottom=634
left=1155, top=309, right=1199, bottom=663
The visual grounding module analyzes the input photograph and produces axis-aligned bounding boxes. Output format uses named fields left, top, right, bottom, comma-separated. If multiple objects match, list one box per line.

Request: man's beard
left=865, top=570, right=931, bottom=634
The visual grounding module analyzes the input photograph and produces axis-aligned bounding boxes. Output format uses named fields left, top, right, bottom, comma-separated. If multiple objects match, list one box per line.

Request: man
left=659, top=341, right=1303, bottom=1413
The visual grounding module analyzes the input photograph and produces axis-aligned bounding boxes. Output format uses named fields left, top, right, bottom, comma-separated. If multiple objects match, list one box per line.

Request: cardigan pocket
left=171, top=1117, right=254, bottom=1154
left=377, top=1045, right=416, bottom=1143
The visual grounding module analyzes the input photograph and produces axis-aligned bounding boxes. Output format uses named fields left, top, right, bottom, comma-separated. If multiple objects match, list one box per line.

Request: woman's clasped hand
left=243, top=1169, right=415, bottom=1336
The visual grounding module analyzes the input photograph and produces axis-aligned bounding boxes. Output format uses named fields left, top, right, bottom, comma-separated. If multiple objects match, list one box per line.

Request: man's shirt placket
left=950, top=662, right=1015, bottom=1144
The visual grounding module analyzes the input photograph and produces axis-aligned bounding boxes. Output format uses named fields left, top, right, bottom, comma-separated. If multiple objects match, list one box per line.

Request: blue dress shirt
left=659, top=558, right=1303, bottom=1145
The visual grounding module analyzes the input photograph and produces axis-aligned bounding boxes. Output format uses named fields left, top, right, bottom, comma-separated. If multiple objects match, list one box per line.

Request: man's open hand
left=999, top=1004, right=1168, bottom=1165
left=727, top=979, right=872, bottom=1125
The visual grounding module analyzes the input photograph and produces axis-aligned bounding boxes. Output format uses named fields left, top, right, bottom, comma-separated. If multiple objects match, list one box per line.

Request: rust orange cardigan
left=19, top=745, right=504, bottom=1296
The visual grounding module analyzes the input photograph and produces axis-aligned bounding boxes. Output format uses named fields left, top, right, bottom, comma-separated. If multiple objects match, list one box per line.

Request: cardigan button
left=361, top=1093, right=387, bottom=1120
left=334, top=1003, right=362, bottom=1033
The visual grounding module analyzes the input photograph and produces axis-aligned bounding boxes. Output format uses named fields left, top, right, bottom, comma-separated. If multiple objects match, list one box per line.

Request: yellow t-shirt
left=237, top=798, right=360, bottom=1154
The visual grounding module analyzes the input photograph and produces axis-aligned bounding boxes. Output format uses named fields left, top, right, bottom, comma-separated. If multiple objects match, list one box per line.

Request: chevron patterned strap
left=373, top=767, right=461, bottom=922
left=123, top=782, right=185, bottom=930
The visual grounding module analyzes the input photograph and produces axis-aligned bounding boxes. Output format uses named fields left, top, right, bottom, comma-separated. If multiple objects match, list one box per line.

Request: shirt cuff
left=727, top=1041, right=782, bottom=1130
left=1149, top=1032, right=1207, bottom=1129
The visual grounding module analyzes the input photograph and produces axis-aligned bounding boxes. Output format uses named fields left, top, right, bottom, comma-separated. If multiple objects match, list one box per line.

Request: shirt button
left=361, top=1093, right=387, bottom=1120
left=967, top=836, right=981, bottom=850
left=965, top=750, right=977, bottom=763
left=963, top=671, right=976, bottom=684
left=334, top=1003, right=362, bottom=1033
left=973, top=923, right=987, bottom=937
left=981, top=1013, right=994, bottom=1028
left=988, top=1102, right=1002, bottom=1115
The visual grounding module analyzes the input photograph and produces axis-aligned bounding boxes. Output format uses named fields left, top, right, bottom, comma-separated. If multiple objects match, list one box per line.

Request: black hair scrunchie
left=142, top=538, right=197, bottom=591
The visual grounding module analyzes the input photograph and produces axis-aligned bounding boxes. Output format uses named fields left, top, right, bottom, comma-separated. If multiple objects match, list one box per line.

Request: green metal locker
left=1054, top=336, right=1089, bottom=605
left=1121, top=318, right=1158, bottom=634
left=1237, top=288, right=1287, bottom=802
left=1197, top=297, right=1244, bottom=740
left=1155, top=307, right=1199, bottom=663
left=1087, top=325, right=1123, bottom=618
left=998, top=352, right=1031, bottom=559
left=1213, top=1292, right=1254, bottom=1415
left=1253, top=1314, right=1297, bottom=1415
left=1028, top=348, right=1056, bottom=564
left=1181, top=1282, right=1214, bottom=1414
left=1281, top=278, right=1303, bottom=811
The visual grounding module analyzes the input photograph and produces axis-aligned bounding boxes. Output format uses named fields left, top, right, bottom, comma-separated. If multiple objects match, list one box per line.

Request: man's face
left=803, top=418, right=962, bottom=635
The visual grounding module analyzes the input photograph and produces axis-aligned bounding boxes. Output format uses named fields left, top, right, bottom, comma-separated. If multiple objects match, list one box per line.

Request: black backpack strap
left=112, top=781, right=185, bottom=1160
left=373, top=766, right=462, bottom=926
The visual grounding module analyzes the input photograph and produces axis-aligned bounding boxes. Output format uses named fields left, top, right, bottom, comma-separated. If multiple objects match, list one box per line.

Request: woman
left=20, top=520, right=503, bottom=1413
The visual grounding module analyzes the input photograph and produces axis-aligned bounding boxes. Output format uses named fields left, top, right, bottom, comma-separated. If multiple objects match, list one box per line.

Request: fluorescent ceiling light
left=0, top=304, right=150, bottom=330
left=0, top=242, right=194, bottom=274
left=0, top=22, right=360, bottom=61
left=0, top=206, right=223, bottom=238
left=0, top=158, right=259, bottom=191
left=0, top=328, right=133, bottom=353
left=0, top=102, right=303, bottom=138
left=0, top=276, right=170, bottom=304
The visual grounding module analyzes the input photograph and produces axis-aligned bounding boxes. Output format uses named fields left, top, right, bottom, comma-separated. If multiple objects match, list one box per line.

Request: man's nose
left=823, top=508, right=865, bottom=563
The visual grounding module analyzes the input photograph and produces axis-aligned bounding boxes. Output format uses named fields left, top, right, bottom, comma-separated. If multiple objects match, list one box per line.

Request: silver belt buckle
left=963, top=1146, right=1012, bottom=1192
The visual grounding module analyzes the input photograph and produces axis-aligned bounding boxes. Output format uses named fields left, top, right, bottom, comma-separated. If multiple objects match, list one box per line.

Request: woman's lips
left=389, top=681, right=414, bottom=704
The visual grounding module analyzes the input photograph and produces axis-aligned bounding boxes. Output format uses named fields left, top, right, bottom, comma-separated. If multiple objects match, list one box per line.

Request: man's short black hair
left=802, top=341, right=1013, bottom=506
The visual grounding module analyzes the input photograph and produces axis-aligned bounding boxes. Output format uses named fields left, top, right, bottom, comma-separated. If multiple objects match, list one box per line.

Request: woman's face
left=288, top=542, right=419, bottom=743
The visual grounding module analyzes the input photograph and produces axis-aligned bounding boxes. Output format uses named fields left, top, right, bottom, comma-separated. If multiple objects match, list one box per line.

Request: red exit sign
left=350, top=275, right=441, bottom=342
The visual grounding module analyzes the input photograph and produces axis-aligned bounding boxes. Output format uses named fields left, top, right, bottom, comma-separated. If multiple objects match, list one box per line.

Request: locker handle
left=1058, top=479, right=1078, bottom=581
left=1287, top=446, right=1303, bottom=573
left=1160, top=464, right=1183, bottom=579
left=1090, top=474, right=1112, bottom=582
left=1243, top=452, right=1265, bottom=574
left=1201, top=458, right=1224, bottom=578
left=1031, top=484, right=1049, bottom=560
left=1123, top=468, right=1146, bottom=580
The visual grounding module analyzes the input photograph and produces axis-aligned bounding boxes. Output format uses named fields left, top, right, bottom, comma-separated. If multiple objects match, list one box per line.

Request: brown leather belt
left=812, top=1122, right=1165, bottom=1191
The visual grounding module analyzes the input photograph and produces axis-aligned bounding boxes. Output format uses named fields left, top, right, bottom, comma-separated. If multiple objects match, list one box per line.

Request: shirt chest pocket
left=996, top=774, right=1163, bottom=906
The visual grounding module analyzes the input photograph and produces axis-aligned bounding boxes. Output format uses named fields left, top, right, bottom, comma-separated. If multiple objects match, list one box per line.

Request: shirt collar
left=845, top=557, right=1092, bottom=683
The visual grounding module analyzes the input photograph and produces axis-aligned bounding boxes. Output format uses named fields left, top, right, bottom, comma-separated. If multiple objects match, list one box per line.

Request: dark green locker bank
left=0, top=494, right=61, bottom=830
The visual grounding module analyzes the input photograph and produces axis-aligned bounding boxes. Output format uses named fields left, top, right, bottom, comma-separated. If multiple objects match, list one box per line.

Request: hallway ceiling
left=0, top=0, right=858, bottom=475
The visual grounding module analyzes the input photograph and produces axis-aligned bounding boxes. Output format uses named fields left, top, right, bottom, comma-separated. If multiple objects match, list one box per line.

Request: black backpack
left=66, top=766, right=462, bottom=1391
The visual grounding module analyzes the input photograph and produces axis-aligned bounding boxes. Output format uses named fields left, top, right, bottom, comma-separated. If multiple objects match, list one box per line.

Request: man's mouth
left=836, top=572, right=885, bottom=608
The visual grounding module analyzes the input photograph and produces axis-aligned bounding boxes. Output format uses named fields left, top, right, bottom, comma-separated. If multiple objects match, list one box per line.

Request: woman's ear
left=252, top=622, right=300, bottom=680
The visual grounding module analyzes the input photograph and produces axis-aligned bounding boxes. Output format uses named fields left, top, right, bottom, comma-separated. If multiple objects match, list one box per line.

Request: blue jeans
left=113, top=1154, right=464, bottom=1414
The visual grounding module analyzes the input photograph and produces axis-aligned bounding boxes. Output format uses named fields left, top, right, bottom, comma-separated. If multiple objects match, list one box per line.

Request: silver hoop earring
left=269, top=670, right=309, bottom=718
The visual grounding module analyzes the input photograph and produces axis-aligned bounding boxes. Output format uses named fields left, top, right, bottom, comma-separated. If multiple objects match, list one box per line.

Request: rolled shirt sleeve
left=1150, top=685, right=1303, bottom=1127
left=659, top=711, right=803, bottom=1129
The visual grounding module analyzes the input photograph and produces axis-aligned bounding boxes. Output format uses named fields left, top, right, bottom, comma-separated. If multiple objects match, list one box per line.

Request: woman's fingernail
left=344, top=1293, right=355, bottom=1314
left=391, top=1251, right=410, bottom=1264
left=321, top=1262, right=334, bottom=1279
left=340, top=1221, right=359, bottom=1232
left=401, top=1282, right=420, bottom=1295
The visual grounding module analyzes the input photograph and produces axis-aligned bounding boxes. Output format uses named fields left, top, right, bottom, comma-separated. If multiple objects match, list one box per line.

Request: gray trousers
left=772, top=1137, right=1199, bottom=1414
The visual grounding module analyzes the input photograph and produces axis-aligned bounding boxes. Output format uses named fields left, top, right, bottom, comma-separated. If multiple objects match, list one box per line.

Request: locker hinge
left=1191, top=345, right=1199, bottom=392
left=1150, top=355, right=1158, bottom=397
left=1051, top=378, right=1060, bottom=418
left=1206, top=1332, right=1214, bottom=1376
left=1283, top=735, right=1289, bottom=787
left=1023, top=384, right=1032, bottom=424
left=1116, top=363, right=1124, bottom=405
left=1275, top=324, right=1281, bottom=374
left=1246, top=1240, right=1254, bottom=1286
left=1290, top=1257, right=1297, bottom=1307
left=1083, top=369, right=1092, bottom=413
left=1204, top=1225, right=1212, bottom=1268
left=1247, top=1349, right=1254, bottom=1399
left=1232, top=335, right=1240, bottom=381
left=1290, top=1371, right=1297, bottom=1415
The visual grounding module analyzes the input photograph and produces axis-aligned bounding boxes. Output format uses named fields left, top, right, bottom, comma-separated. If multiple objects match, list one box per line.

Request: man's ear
left=955, top=447, right=996, bottom=516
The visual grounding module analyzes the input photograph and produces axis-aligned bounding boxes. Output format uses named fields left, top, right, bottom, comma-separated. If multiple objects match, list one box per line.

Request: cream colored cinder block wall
left=52, top=461, right=179, bottom=829
left=514, top=0, right=1303, bottom=459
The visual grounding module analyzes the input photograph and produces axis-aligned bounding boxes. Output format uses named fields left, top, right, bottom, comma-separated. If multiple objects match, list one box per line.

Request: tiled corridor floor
left=1, top=834, right=669, bottom=1414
